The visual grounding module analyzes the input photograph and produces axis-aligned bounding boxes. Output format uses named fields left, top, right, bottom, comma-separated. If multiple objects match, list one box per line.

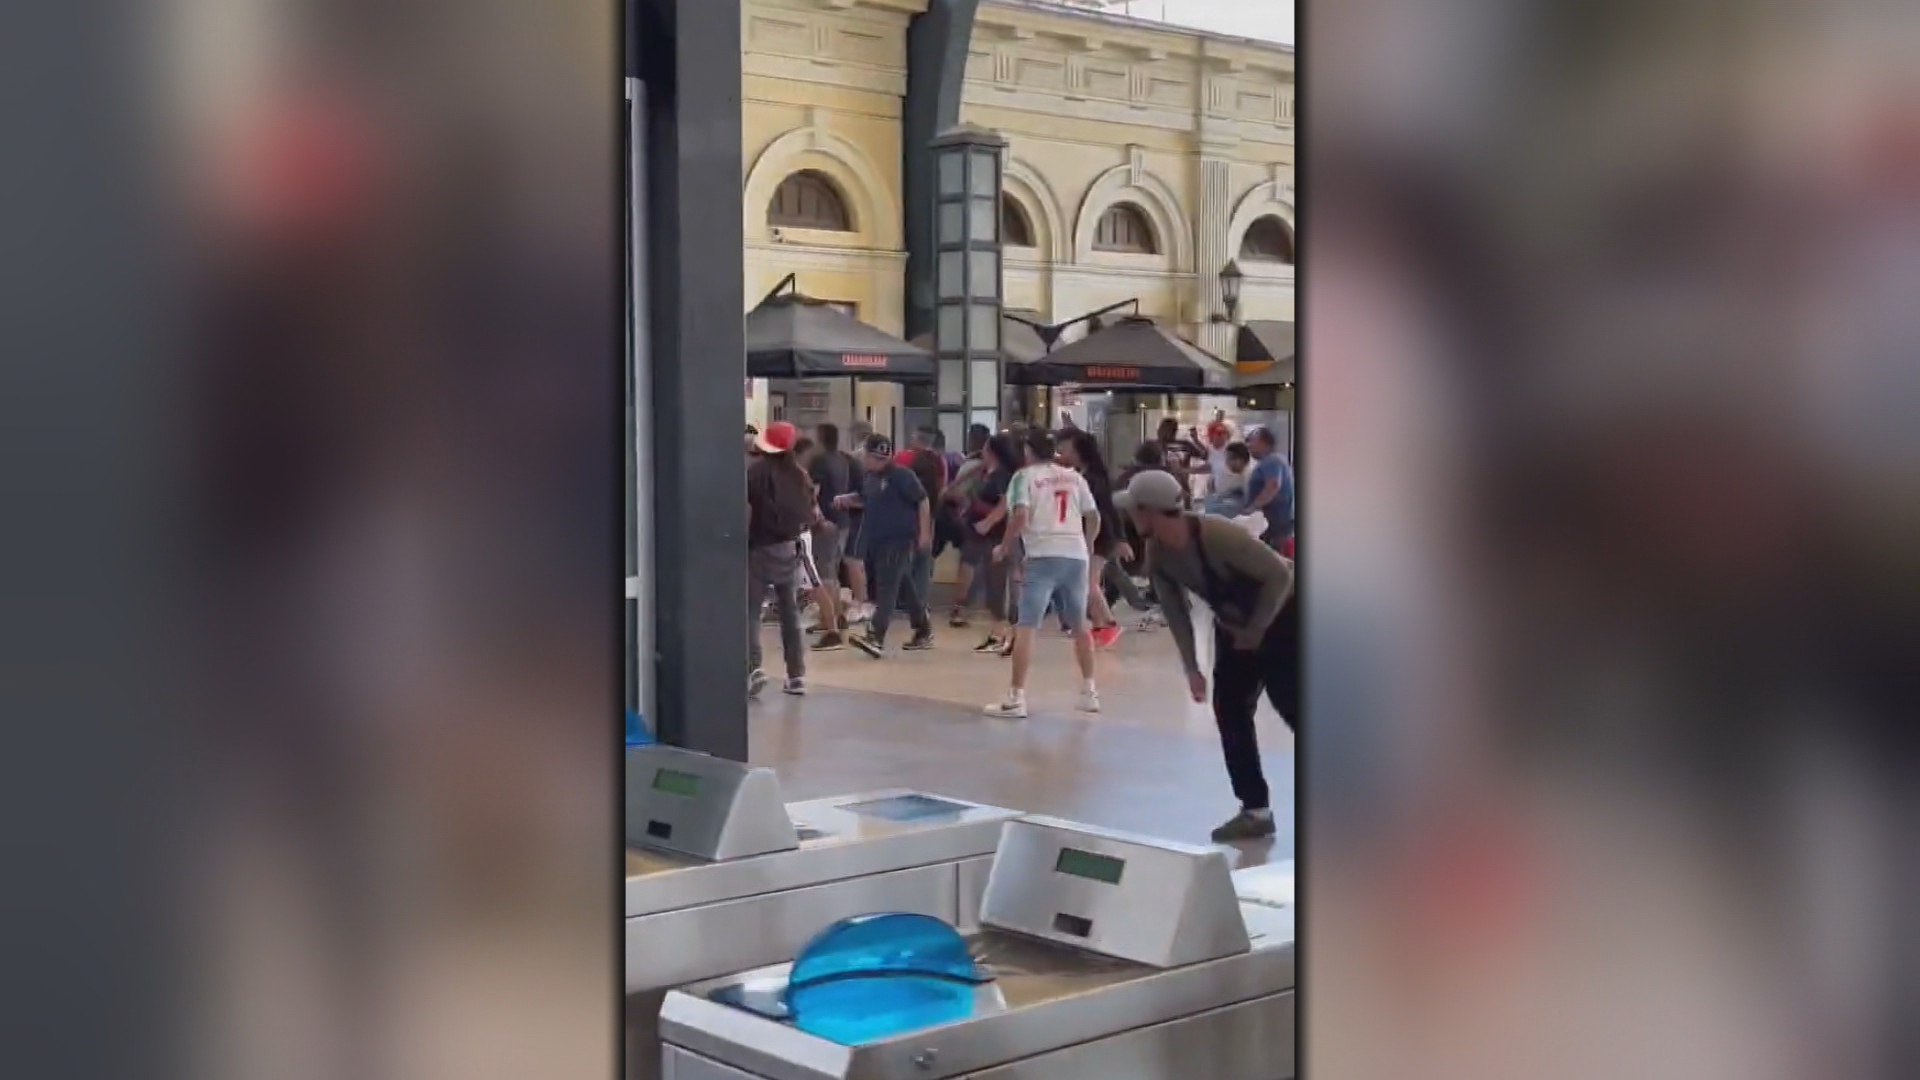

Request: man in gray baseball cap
left=1116, top=468, right=1297, bottom=842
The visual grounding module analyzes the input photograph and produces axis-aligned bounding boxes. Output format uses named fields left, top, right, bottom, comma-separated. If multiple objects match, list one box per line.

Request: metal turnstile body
left=658, top=817, right=1298, bottom=1080
left=625, top=747, right=1018, bottom=1080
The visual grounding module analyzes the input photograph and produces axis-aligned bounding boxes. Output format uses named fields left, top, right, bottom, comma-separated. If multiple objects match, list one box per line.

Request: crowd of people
left=744, top=407, right=1296, bottom=842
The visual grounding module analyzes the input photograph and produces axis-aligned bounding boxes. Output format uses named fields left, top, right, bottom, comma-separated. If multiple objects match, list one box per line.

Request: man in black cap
left=832, top=434, right=935, bottom=656
left=1116, top=469, right=1297, bottom=842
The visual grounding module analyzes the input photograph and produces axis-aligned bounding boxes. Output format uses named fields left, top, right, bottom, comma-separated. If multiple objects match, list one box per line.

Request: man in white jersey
left=985, top=428, right=1101, bottom=718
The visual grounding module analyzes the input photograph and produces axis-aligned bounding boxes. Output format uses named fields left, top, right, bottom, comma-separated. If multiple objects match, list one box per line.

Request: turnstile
left=658, top=817, right=1298, bottom=1080
left=625, top=746, right=1020, bottom=1080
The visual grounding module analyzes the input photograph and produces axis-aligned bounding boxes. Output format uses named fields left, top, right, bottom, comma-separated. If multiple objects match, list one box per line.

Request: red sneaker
left=1092, top=624, right=1123, bottom=649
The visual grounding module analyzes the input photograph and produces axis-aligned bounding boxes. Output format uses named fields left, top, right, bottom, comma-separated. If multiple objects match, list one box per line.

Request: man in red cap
left=745, top=421, right=817, bottom=696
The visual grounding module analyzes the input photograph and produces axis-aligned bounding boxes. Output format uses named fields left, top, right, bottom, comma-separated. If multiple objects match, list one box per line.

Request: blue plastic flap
left=783, top=912, right=989, bottom=1044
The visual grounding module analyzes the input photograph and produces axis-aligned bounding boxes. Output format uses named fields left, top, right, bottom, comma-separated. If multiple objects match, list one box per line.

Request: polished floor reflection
left=750, top=621, right=1294, bottom=868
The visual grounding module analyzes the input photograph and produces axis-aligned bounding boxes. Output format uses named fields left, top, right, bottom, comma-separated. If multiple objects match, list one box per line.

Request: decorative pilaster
left=1195, top=150, right=1235, bottom=360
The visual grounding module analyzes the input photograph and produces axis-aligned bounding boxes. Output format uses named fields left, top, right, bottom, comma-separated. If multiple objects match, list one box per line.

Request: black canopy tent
left=745, top=277, right=935, bottom=383
left=1018, top=315, right=1236, bottom=394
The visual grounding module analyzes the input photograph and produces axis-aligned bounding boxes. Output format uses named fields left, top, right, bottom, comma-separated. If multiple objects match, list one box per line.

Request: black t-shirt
left=808, top=450, right=854, bottom=528
left=968, top=467, right=1012, bottom=544
left=1081, top=464, right=1121, bottom=554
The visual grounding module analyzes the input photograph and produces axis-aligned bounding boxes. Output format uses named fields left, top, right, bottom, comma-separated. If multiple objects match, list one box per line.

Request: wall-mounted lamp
left=1210, top=259, right=1244, bottom=324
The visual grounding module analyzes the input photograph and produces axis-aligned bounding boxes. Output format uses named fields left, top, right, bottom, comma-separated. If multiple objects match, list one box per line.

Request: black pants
left=865, top=542, right=930, bottom=643
left=1211, top=595, right=1299, bottom=810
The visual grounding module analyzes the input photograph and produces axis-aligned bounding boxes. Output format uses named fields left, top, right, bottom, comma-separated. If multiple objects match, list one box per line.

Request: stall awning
left=1016, top=315, right=1235, bottom=393
left=746, top=293, right=935, bottom=382
left=1235, top=321, right=1295, bottom=387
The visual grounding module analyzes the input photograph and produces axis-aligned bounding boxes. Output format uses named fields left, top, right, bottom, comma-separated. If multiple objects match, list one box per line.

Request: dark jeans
left=970, top=551, right=1011, bottom=621
left=748, top=542, right=805, bottom=679
left=1211, top=595, right=1299, bottom=810
left=865, top=541, right=931, bottom=643
left=932, top=506, right=966, bottom=559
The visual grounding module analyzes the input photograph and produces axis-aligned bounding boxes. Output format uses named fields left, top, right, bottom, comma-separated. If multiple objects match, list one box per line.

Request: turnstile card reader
left=659, top=817, right=1297, bottom=1080
left=627, top=745, right=798, bottom=861
left=978, top=816, right=1252, bottom=968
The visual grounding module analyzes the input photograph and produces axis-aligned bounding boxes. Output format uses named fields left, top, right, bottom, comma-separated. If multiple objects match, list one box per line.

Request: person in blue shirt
left=833, top=435, right=935, bottom=656
left=1243, top=426, right=1295, bottom=549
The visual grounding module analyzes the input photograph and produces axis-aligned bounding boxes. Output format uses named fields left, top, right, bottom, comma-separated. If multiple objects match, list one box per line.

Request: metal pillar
left=929, top=125, right=1008, bottom=443
left=903, top=0, right=982, bottom=344
left=631, top=0, right=747, bottom=760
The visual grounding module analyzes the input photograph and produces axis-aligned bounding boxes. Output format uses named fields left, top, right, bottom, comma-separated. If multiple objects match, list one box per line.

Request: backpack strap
left=1187, top=514, right=1234, bottom=610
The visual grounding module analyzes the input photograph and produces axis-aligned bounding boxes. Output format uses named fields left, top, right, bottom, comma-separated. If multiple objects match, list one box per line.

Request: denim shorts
left=1017, top=556, right=1089, bottom=630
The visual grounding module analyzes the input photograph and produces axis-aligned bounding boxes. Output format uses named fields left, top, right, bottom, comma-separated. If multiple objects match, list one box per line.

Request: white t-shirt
left=1010, top=462, right=1097, bottom=562
left=1208, top=447, right=1246, bottom=495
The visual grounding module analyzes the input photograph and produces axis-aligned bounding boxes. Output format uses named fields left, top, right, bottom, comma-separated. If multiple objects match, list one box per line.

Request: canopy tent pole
left=1007, top=298, right=1139, bottom=356
left=1010, top=298, right=1138, bottom=431
left=756, top=272, right=798, bottom=308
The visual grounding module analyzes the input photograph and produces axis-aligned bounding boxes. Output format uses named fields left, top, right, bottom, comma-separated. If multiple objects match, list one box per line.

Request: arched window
left=768, top=170, right=852, bottom=231
left=1240, top=215, right=1295, bottom=264
left=1002, top=195, right=1036, bottom=248
left=1093, top=202, right=1159, bottom=255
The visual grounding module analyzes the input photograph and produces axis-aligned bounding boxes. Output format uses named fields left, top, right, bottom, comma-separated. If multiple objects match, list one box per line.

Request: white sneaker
left=983, top=693, right=1028, bottom=719
left=1077, top=689, right=1101, bottom=714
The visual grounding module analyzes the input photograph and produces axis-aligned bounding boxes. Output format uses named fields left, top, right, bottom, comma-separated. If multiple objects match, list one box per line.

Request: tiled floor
left=750, top=617, right=1295, bottom=867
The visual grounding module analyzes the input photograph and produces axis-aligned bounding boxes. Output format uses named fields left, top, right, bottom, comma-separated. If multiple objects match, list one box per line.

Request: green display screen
left=1054, top=847, right=1125, bottom=885
left=652, top=768, right=702, bottom=798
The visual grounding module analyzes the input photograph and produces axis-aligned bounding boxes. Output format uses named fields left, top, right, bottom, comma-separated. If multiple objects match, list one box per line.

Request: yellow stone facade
left=743, top=0, right=1294, bottom=431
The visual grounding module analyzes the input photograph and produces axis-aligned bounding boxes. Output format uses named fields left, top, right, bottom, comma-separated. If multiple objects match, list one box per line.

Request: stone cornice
left=783, top=0, right=928, bottom=15
left=979, top=0, right=1292, bottom=62
left=746, top=51, right=909, bottom=97
left=747, top=240, right=909, bottom=264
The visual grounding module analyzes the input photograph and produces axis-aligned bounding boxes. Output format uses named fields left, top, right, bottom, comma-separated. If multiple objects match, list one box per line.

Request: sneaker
left=850, top=634, right=885, bottom=659
left=783, top=676, right=806, bottom=696
left=972, top=634, right=1005, bottom=654
left=948, top=607, right=970, bottom=628
left=903, top=630, right=935, bottom=651
left=747, top=668, right=769, bottom=698
left=1091, top=624, right=1124, bottom=649
left=983, top=693, right=1028, bottom=719
left=1209, top=809, right=1277, bottom=843
left=810, top=632, right=846, bottom=652
left=1077, top=689, right=1101, bottom=713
